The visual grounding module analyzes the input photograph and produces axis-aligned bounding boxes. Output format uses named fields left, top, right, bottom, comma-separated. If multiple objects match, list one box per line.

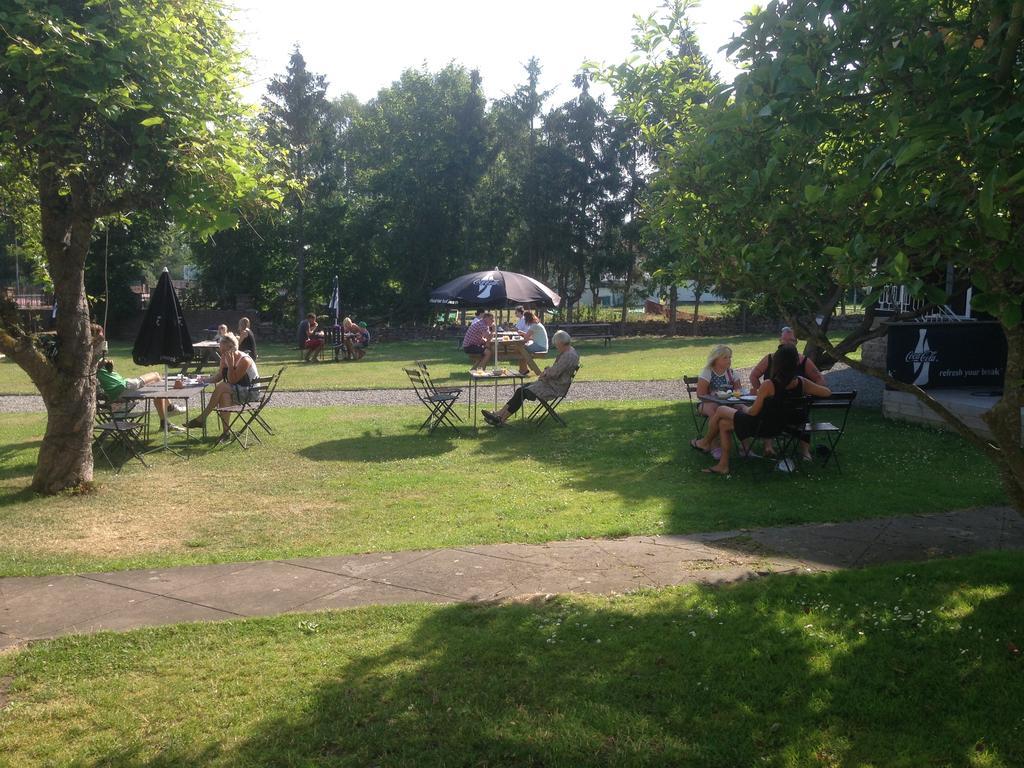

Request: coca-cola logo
left=905, top=350, right=938, bottom=364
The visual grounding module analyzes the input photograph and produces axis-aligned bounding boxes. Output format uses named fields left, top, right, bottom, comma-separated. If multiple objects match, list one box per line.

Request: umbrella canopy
left=132, top=268, right=194, bottom=365
left=429, top=269, right=561, bottom=309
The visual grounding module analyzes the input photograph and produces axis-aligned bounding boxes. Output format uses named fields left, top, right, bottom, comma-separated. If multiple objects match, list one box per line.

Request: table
left=490, top=333, right=524, bottom=368
left=468, top=370, right=526, bottom=427
left=124, top=381, right=209, bottom=452
left=698, top=392, right=757, bottom=408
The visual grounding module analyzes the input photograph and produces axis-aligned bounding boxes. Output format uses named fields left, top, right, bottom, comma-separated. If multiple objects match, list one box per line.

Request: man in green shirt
left=97, top=362, right=183, bottom=431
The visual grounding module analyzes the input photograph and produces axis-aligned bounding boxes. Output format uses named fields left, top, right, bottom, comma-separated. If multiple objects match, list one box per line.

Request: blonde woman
left=696, top=345, right=739, bottom=418
left=185, top=333, right=260, bottom=444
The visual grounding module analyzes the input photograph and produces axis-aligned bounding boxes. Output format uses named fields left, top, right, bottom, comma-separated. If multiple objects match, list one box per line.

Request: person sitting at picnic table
left=690, top=345, right=831, bottom=475
left=515, top=310, right=548, bottom=376
left=483, top=330, right=579, bottom=426
left=298, top=313, right=325, bottom=362
left=185, top=333, right=260, bottom=444
left=749, top=326, right=826, bottom=460
left=96, top=361, right=185, bottom=432
left=356, top=321, right=370, bottom=348
left=694, top=344, right=739, bottom=458
left=213, top=324, right=229, bottom=343
left=462, top=311, right=495, bottom=369
left=513, top=305, right=528, bottom=333
left=341, top=316, right=366, bottom=360
left=237, top=317, right=257, bottom=357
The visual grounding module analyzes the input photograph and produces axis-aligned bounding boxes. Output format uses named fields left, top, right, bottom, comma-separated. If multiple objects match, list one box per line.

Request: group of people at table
left=298, top=314, right=369, bottom=362
left=460, top=306, right=580, bottom=427
left=95, top=318, right=262, bottom=445
left=690, top=326, right=832, bottom=475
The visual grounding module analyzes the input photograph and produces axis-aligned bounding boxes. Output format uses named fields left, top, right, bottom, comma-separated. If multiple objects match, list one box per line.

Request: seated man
left=462, top=311, right=494, bottom=370
left=96, top=361, right=184, bottom=432
left=298, top=313, right=325, bottom=362
left=483, top=330, right=579, bottom=426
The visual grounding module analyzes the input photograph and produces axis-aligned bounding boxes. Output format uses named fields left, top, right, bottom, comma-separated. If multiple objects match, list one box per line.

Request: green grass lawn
left=0, top=401, right=1003, bottom=577
left=0, top=334, right=857, bottom=394
left=1, top=552, right=1021, bottom=766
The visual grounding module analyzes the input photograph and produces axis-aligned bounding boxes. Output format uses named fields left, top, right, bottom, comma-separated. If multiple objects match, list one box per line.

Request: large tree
left=0, top=0, right=281, bottom=493
left=627, top=0, right=1024, bottom=508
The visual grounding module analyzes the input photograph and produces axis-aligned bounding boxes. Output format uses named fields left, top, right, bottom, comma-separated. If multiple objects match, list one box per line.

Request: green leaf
left=822, top=246, right=845, bottom=257
left=894, top=140, right=926, bottom=168
left=139, top=116, right=164, bottom=127
left=979, top=166, right=996, bottom=218
left=804, top=185, right=824, bottom=203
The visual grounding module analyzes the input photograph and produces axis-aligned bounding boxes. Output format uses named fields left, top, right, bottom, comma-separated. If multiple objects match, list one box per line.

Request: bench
left=551, top=323, right=613, bottom=346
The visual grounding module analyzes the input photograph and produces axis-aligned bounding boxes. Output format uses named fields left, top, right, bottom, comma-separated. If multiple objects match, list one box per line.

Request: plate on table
left=740, top=394, right=756, bottom=402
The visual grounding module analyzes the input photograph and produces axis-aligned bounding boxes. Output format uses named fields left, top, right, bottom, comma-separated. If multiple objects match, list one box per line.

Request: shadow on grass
left=0, top=440, right=41, bottom=482
left=99, top=554, right=1022, bottom=767
left=299, top=431, right=458, bottom=463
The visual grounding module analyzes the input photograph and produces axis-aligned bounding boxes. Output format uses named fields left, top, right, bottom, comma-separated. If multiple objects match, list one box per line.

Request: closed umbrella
left=132, top=268, right=193, bottom=450
left=429, top=268, right=561, bottom=309
left=133, top=268, right=194, bottom=367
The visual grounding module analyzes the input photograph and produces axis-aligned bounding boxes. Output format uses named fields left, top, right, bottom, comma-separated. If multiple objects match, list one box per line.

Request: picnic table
left=178, top=340, right=220, bottom=375
left=467, top=369, right=526, bottom=428
left=551, top=323, right=613, bottom=346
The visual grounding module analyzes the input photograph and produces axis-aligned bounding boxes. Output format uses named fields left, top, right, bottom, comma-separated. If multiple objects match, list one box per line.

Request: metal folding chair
left=786, top=390, right=857, bottom=472
left=405, top=367, right=461, bottom=434
left=214, top=368, right=283, bottom=449
left=683, top=375, right=708, bottom=436
left=414, top=361, right=464, bottom=422
left=526, top=364, right=581, bottom=428
left=93, top=394, right=149, bottom=472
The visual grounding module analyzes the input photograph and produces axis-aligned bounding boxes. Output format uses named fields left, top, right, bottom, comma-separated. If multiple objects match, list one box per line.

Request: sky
left=231, top=0, right=755, bottom=106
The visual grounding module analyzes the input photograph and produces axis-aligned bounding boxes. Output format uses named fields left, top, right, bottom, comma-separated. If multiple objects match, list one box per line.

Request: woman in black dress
left=690, top=344, right=831, bottom=475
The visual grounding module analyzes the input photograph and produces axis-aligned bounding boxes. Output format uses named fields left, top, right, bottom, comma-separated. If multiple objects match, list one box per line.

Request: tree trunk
left=982, top=321, right=1024, bottom=511
left=692, top=287, right=703, bottom=336
left=667, top=285, right=678, bottom=336
left=295, top=200, right=306, bottom=322
left=619, top=269, right=632, bottom=325
left=32, top=182, right=101, bottom=493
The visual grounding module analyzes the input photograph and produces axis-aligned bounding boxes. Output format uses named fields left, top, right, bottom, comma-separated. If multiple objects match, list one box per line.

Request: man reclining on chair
left=96, top=361, right=185, bottom=431
left=483, top=330, right=578, bottom=427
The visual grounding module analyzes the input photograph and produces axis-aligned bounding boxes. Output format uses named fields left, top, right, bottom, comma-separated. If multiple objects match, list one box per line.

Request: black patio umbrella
left=429, top=268, right=561, bottom=309
left=133, top=268, right=193, bottom=366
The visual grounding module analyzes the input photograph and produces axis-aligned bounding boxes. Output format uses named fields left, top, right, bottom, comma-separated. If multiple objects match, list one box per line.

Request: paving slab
left=164, top=561, right=357, bottom=617
left=84, top=563, right=265, bottom=598
left=0, top=574, right=82, bottom=603
left=0, top=506, right=1019, bottom=643
left=380, top=549, right=548, bottom=601
left=282, top=549, right=436, bottom=579
left=295, top=581, right=455, bottom=612
left=0, top=578, right=147, bottom=640
left=60, top=596, right=237, bottom=636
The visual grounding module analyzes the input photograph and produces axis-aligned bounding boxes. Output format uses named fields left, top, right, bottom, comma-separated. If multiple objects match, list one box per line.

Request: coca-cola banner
left=886, top=321, right=1007, bottom=389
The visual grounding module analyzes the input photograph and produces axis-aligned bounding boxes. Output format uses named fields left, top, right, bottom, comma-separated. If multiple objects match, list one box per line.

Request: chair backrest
left=404, top=367, right=431, bottom=403
left=810, top=390, right=857, bottom=430
left=414, top=360, right=453, bottom=396
left=682, top=374, right=701, bottom=403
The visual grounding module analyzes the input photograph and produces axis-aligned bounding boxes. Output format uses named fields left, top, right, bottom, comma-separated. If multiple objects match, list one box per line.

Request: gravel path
left=0, top=364, right=881, bottom=414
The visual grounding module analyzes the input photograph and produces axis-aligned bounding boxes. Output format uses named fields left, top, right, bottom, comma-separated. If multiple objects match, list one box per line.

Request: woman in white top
left=517, top=311, right=548, bottom=375
left=184, top=333, right=261, bottom=444
left=696, top=345, right=739, bottom=418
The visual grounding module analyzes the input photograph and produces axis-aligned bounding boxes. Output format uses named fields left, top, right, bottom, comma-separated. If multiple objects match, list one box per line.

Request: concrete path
left=0, top=506, right=1018, bottom=648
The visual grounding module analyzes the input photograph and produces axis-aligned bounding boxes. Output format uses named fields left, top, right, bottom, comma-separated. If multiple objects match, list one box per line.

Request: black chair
left=786, top=390, right=857, bottom=472
left=93, top=394, right=149, bottom=472
left=414, top=361, right=464, bottom=422
left=683, top=375, right=708, bottom=436
left=405, top=367, right=461, bottom=434
left=732, top=395, right=814, bottom=475
left=526, top=364, right=581, bottom=428
left=327, top=326, right=346, bottom=361
left=214, top=368, right=283, bottom=449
